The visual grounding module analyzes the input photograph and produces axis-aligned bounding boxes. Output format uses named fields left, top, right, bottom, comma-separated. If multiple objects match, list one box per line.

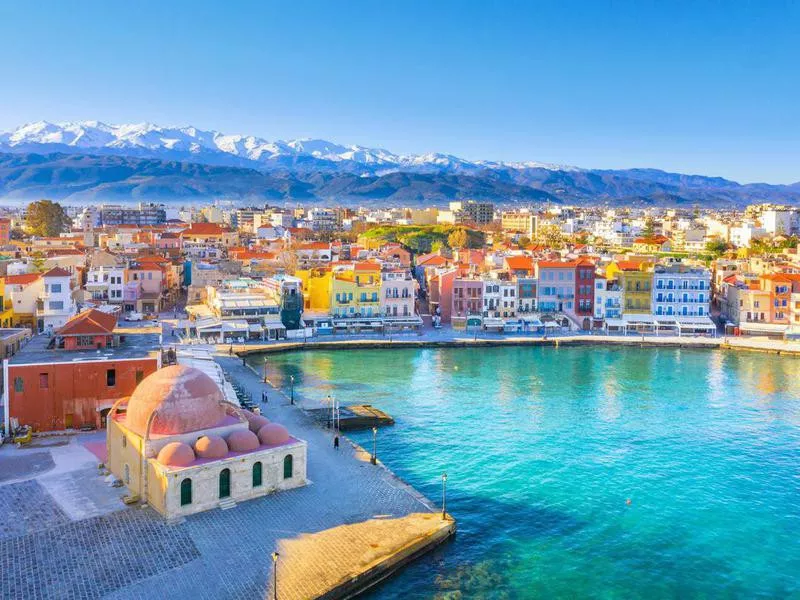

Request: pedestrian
left=333, top=435, right=339, bottom=450
left=229, top=344, right=233, bottom=356
left=262, top=389, right=268, bottom=403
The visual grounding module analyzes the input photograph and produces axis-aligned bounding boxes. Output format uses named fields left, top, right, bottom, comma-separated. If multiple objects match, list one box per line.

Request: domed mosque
left=106, top=365, right=307, bottom=518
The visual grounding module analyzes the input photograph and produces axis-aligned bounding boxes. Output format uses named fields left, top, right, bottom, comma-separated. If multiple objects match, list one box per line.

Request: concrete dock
left=307, top=404, right=395, bottom=431
left=278, top=513, right=455, bottom=600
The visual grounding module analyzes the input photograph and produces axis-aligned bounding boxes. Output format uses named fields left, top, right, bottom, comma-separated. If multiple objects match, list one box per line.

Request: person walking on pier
left=334, top=435, right=339, bottom=450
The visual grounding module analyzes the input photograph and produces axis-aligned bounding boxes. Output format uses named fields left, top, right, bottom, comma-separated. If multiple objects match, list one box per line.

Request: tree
left=641, top=217, right=656, bottom=239
left=536, top=224, right=564, bottom=250
left=517, top=236, right=531, bottom=249
left=705, top=239, right=729, bottom=257
left=25, top=200, right=72, bottom=237
left=447, top=228, right=468, bottom=249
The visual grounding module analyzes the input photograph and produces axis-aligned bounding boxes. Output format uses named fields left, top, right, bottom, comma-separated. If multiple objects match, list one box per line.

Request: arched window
left=219, top=468, right=231, bottom=498
left=123, top=463, right=130, bottom=484
left=252, top=462, right=263, bottom=487
left=181, top=478, right=192, bottom=506
left=283, top=455, right=293, bottom=479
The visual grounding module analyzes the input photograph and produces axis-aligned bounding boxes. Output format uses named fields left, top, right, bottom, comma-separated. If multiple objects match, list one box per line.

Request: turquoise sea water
left=256, top=346, right=800, bottom=599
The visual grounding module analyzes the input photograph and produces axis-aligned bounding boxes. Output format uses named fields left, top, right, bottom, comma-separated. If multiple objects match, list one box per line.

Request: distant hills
left=0, top=121, right=798, bottom=206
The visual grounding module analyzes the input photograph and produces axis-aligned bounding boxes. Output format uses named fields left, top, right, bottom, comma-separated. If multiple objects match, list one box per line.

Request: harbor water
left=254, top=346, right=800, bottom=598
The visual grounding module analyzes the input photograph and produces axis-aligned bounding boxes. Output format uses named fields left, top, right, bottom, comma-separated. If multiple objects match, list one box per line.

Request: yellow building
left=330, top=262, right=381, bottom=318
left=608, top=260, right=653, bottom=314
left=295, top=268, right=333, bottom=312
left=0, top=279, right=13, bottom=328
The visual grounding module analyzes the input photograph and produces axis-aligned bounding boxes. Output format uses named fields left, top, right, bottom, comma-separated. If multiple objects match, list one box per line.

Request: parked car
left=124, top=311, right=144, bottom=322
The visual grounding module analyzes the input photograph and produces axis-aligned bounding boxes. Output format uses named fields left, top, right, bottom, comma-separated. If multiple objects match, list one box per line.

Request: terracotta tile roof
left=180, top=223, right=231, bottom=235
left=416, top=255, right=448, bottom=267
left=504, top=256, right=534, bottom=272
left=634, top=235, right=670, bottom=244
left=3, top=273, right=41, bottom=285
left=614, top=260, right=647, bottom=271
left=537, top=260, right=579, bottom=268
left=42, top=267, right=72, bottom=278
left=354, top=261, right=381, bottom=271
left=57, top=308, right=118, bottom=336
left=298, top=242, right=331, bottom=250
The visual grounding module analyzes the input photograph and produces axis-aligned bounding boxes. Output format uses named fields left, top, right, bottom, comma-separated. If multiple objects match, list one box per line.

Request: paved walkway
left=217, top=328, right=800, bottom=359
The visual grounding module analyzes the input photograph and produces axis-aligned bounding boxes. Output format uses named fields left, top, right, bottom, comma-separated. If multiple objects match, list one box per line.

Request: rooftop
left=9, top=329, right=161, bottom=366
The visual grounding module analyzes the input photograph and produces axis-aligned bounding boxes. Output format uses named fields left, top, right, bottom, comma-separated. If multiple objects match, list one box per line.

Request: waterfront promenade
left=213, top=327, right=800, bottom=359
left=0, top=353, right=452, bottom=600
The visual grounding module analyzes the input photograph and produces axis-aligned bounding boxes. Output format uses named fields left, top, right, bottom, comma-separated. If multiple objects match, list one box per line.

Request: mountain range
left=1, top=120, right=798, bottom=206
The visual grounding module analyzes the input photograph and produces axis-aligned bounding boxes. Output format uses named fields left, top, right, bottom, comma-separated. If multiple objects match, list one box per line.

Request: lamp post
left=371, top=426, right=378, bottom=464
left=326, top=394, right=333, bottom=429
left=290, top=375, right=295, bottom=405
left=441, top=472, right=448, bottom=520
left=263, top=358, right=268, bottom=383
left=271, top=551, right=279, bottom=600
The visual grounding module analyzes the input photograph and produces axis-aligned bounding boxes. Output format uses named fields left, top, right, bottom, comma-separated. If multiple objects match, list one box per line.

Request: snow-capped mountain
left=0, top=120, right=580, bottom=175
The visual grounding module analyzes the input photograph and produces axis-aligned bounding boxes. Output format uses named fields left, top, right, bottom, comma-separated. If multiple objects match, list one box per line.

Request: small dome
left=258, top=423, right=290, bottom=446
left=125, top=365, right=226, bottom=436
left=194, top=435, right=228, bottom=459
left=157, top=442, right=195, bottom=467
left=227, top=429, right=260, bottom=452
left=245, top=413, right=270, bottom=434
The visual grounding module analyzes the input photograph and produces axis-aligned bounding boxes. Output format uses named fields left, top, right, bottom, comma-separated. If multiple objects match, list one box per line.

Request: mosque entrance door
left=219, top=468, right=231, bottom=498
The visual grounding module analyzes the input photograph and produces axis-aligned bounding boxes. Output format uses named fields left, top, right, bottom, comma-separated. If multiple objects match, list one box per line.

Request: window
left=107, top=369, right=116, bottom=387
left=252, top=462, right=263, bottom=487
left=51, top=283, right=62, bottom=293
left=14, top=377, right=23, bottom=393
left=181, top=478, right=193, bottom=505
left=49, top=301, right=64, bottom=310
left=219, top=468, right=231, bottom=498
left=283, top=455, right=293, bottom=479
left=39, top=373, right=49, bottom=388
left=78, top=336, right=94, bottom=347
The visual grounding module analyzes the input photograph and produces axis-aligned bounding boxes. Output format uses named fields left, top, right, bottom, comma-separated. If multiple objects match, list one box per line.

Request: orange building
left=0, top=217, right=10, bottom=245
left=3, top=310, right=160, bottom=432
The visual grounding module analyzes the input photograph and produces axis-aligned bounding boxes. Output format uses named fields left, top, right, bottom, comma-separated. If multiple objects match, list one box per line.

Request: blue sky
left=0, top=0, right=798, bottom=183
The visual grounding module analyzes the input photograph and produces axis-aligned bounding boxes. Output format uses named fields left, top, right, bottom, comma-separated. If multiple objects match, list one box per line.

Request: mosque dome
left=227, top=429, right=260, bottom=452
left=157, top=442, right=196, bottom=467
left=244, top=412, right=270, bottom=434
left=125, top=365, right=226, bottom=436
left=194, top=435, right=228, bottom=459
left=257, top=423, right=290, bottom=446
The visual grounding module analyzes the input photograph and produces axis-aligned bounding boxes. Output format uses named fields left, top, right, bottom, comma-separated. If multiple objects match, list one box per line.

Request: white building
left=651, top=264, right=711, bottom=317
left=730, top=222, right=767, bottom=248
left=86, top=265, right=126, bottom=304
left=482, top=280, right=502, bottom=318
left=761, top=208, right=799, bottom=236
left=498, top=280, right=517, bottom=318
left=594, top=276, right=623, bottom=320
left=308, top=208, right=338, bottom=232
left=37, top=267, right=77, bottom=333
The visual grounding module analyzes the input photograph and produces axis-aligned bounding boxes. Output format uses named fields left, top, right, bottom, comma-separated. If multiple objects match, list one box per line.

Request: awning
left=739, top=322, right=787, bottom=334
left=264, top=321, right=287, bottom=330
